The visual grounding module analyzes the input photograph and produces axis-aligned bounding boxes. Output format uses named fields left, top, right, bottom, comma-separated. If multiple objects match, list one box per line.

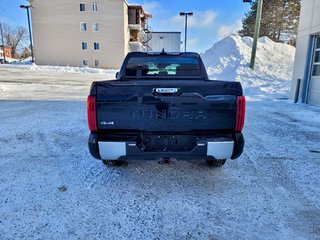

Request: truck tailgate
left=93, top=80, right=242, bottom=132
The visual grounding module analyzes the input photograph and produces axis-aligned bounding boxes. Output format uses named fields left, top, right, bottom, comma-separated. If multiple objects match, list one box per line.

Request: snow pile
left=0, top=57, right=19, bottom=64
left=0, top=63, right=118, bottom=75
left=11, top=57, right=33, bottom=65
left=201, top=34, right=296, bottom=99
left=29, top=64, right=118, bottom=75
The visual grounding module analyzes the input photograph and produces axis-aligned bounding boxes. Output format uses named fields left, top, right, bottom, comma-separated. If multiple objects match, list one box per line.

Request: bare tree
left=2, top=23, right=28, bottom=58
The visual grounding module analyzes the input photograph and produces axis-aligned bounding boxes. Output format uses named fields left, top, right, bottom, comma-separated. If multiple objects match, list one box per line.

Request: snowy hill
left=201, top=34, right=296, bottom=99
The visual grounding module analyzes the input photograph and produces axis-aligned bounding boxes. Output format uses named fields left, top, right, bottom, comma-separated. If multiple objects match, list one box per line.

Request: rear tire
left=206, top=159, right=226, bottom=167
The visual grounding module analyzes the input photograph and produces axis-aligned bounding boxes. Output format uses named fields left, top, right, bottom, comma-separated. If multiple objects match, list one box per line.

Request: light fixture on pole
left=20, top=5, right=35, bottom=63
left=180, top=12, right=193, bottom=52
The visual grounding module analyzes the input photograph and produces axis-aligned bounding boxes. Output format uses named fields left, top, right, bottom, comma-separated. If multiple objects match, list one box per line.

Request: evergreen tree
left=239, top=0, right=301, bottom=46
left=283, top=0, right=301, bottom=45
left=20, top=47, right=31, bottom=59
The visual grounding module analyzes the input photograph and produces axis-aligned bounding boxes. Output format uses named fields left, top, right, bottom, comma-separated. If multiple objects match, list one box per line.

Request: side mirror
left=115, top=72, right=119, bottom=79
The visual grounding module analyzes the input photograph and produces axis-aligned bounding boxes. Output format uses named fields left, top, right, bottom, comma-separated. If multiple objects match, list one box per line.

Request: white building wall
left=31, top=0, right=129, bottom=69
left=123, top=2, right=130, bottom=56
left=291, top=0, right=320, bottom=105
left=148, top=32, right=181, bottom=52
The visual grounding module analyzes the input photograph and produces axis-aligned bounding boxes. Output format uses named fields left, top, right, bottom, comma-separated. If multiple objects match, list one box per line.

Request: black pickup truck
left=87, top=51, right=245, bottom=167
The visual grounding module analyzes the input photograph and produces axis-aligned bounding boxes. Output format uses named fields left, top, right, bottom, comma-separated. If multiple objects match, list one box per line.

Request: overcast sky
left=0, top=0, right=250, bottom=53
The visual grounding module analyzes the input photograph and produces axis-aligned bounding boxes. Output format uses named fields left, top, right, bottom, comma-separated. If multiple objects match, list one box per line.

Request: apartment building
left=291, top=0, right=320, bottom=105
left=31, top=0, right=151, bottom=69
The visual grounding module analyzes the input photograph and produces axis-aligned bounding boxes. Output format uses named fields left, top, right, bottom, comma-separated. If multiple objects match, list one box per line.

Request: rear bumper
left=88, top=133, right=244, bottom=161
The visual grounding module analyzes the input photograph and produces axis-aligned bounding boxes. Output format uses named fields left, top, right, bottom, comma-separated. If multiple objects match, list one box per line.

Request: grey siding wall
left=148, top=32, right=181, bottom=52
left=291, top=0, right=320, bottom=105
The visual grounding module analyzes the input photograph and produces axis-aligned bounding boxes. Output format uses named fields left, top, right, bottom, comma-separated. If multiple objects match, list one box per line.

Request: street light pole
left=0, top=22, right=6, bottom=63
left=180, top=12, right=193, bottom=52
left=249, top=0, right=263, bottom=69
left=20, top=5, right=34, bottom=63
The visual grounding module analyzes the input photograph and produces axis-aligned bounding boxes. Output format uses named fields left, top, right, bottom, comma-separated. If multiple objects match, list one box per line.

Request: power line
left=0, top=5, right=21, bottom=26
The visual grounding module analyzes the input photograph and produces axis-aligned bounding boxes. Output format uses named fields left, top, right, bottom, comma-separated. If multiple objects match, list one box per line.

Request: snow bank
left=0, top=63, right=118, bottom=75
left=201, top=34, right=295, bottom=99
left=30, top=65, right=118, bottom=75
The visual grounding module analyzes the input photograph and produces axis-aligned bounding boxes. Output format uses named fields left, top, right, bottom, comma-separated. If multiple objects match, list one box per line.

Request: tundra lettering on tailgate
left=131, top=109, right=207, bottom=120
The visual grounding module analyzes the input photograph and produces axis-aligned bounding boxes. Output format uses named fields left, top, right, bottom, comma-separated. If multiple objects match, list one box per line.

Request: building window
left=80, top=3, right=86, bottom=12
left=82, top=60, right=88, bottom=66
left=313, top=65, right=320, bottom=76
left=80, top=22, right=87, bottom=32
left=95, top=60, right=99, bottom=67
left=316, top=36, right=320, bottom=49
left=94, top=42, right=100, bottom=50
left=92, top=23, right=99, bottom=32
left=92, top=3, right=98, bottom=12
left=82, top=42, right=88, bottom=50
left=312, top=36, right=320, bottom=76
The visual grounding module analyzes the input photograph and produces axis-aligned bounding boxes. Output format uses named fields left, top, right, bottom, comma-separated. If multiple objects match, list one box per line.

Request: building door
left=308, top=35, right=320, bottom=105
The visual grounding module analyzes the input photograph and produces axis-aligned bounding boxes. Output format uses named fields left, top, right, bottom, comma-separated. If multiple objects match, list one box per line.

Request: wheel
left=206, top=159, right=226, bottom=167
left=102, top=160, right=125, bottom=166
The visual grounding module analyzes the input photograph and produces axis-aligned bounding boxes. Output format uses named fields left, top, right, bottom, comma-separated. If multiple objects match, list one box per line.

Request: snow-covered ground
left=202, top=35, right=295, bottom=100
left=0, top=46, right=320, bottom=239
left=0, top=64, right=117, bottom=100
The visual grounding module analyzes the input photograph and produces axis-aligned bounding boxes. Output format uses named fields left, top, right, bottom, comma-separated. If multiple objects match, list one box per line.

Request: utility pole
left=180, top=12, right=193, bottom=52
left=0, top=22, right=6, bottom=63
left=20, top=5, right=35, bottom=62
left=249, top=0, right=263, bottom=69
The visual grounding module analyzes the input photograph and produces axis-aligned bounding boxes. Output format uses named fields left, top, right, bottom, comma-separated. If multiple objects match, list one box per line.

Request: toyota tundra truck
left=87, top=51, right=245, bottom=167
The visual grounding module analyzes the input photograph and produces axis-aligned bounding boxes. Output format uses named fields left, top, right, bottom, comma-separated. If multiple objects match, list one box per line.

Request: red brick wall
left=3, top=47, right=12, bottom=58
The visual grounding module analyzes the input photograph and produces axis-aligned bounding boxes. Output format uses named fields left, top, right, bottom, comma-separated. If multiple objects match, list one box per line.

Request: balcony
left=129, top=41, right=143, bottom=52
left=128, top=24, right=143, bottom=31
left=128, top=5, right=152, bottom=52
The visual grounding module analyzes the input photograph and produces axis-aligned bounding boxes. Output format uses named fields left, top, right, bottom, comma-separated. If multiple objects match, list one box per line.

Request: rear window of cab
left=125, top=57, right=202, bottom=78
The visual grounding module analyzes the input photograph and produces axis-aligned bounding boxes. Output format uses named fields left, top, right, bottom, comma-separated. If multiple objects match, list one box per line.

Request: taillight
left=87, top=96, right=97, bottom=132
left=235, top=96, right=246, bottom=132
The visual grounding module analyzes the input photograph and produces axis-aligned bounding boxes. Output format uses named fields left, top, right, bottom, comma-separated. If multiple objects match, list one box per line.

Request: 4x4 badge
left=101, top=121, right=114, bottom=125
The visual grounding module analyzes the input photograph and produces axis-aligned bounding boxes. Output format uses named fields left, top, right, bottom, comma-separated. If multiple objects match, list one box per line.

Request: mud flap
left=88, top=133, right=101, bottom=159
left=231, top=133, right=244, bottom=160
